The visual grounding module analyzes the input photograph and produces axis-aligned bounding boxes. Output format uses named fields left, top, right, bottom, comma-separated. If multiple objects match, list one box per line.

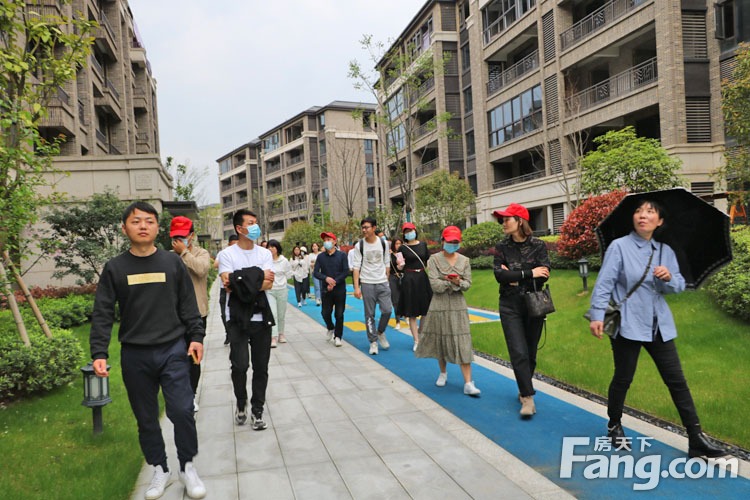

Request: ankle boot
left=688, top=426, right=727, bottom=458
left=519, top=395, right=536, bottom=417
left=607, top=423, right=631, bottom=450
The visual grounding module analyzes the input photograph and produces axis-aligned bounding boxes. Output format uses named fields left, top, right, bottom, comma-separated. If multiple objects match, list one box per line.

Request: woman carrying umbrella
left=588, top=199, right=726, bottom=458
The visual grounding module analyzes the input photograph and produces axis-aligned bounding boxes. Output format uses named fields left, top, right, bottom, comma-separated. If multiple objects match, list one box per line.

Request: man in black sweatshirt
left=90, top=202, right=206, bottom=500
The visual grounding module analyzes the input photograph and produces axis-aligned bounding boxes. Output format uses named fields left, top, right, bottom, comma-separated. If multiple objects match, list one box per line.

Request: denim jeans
left=499, top=295, right=545, bottom=396
left=608, top=330, right=699, bottom=428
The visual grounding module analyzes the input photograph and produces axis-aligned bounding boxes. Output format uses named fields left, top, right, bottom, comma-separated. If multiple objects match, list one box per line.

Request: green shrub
left=462, top=221, right=505, bottom=257
left=557, top=190, right=627, bottom=259
left=0, top=328, right=83, bottom=402
left=469, top=255, right=494, bottom=269
left=29, top=295, right=94, bottom=329
left=706, top=227, right=750, bottom=322
left=549, top=250, right=602, bottom=271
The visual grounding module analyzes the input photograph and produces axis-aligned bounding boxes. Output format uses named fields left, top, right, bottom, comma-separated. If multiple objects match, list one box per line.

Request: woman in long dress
left=415, top=226, right=480, bottom=397
left=397, top=222, right=432, bottom=351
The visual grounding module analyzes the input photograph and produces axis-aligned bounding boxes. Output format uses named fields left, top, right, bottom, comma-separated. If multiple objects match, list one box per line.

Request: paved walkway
left=131, top=283, right=570, bottom=499
left=132, top=282, right=750, bottom=499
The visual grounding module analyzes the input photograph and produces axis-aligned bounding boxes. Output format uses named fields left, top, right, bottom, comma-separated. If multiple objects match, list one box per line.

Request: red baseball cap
left=402, top=222, right=416, bottom=231
left=492, top=203, right=529, bottom=222
left=169, top=216, right=193, bottom=237
left=320, top=231, right=337, bottom=241
left=442, top=226, right=462, bottom=242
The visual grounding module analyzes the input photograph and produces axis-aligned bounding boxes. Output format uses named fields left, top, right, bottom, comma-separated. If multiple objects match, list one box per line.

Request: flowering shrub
left=0, top=283, right=96, bottom=310
left=557, top=190, right=627, bottom=260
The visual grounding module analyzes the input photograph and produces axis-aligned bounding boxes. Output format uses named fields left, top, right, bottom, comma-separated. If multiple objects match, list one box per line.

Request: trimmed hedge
left=0, top=294, right=93, bottom=402
left=705, top=227, right=750, bottom=322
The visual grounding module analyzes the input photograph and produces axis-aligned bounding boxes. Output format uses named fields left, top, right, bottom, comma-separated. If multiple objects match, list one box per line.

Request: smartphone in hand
left=446, top=273, right=459, bottom=280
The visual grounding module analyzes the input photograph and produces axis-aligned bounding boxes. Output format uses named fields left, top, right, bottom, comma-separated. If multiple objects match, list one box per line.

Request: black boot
left=688, top=426, right=727, bottom=458
left=607, top=423, right=631, bottom=451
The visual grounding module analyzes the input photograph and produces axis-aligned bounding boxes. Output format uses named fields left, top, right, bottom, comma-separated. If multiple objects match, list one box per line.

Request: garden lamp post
left=577, top=257, right=589, bottom=292
left=81, top=362, right=112, bottom=435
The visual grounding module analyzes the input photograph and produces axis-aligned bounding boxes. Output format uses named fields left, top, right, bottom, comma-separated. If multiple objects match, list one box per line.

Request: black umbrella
left=596, top=188, right=732, bottom=289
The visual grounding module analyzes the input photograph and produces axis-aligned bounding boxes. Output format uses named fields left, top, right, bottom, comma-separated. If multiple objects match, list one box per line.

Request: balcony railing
left=78, top=99, right=86, bottom=124
left=100, top=11, right=117, bottom=43
left=105, top=78, right=120, bottom=101
left=416, top=117, right=436, bottom=138
left=267, top=184, right=282, bottom=195
left=136, top=131, right=148, bottom=142
left=492, top=170, right=545, bottom=189
left=560, top=0, right=647, bottom=50
left=289, top=177, right=306, bottom=189
left=289, top=202, right=308, bottom=212
left=108, top=143, right=121, bottom=155
left=487, top=50, right=539, bottom=97
left=266, top=162, right=281, bottom=175
left=415, top=158, right=439, bottom=178
left=90, top=56, right=103, bottom=77
left=54, top=86, right=70, bottom=106
left=565, top=57, right=657, bottom=112
left=268, top=205, right=284, bottom=216
left=288, top=154, right=304, bottom=165
left=95, top=129, right=107, bottom=144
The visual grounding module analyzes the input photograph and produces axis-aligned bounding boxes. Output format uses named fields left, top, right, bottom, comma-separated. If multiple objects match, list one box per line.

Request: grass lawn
left=0, top=323, right=144, bottom=500
left=467, top=269, right=750, bottom=449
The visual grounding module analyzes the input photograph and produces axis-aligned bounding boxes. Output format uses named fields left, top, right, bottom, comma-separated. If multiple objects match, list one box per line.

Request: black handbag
left=584, top=250, right=654, bottom=338
left=524, top=281, right=555, bottom=318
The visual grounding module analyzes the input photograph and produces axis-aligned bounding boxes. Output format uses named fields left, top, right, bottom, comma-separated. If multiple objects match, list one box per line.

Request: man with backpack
left=351, top=217, right=392, bottom=355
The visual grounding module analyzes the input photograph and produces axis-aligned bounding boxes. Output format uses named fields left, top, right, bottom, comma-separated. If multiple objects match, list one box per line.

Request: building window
left=366, top=162, right=374, bottom=177
left=715, top=1, right=735, bottom=40
left=460, top=1, right=470, bottom=27
left=463, top=87, right=473, bottom=113
left=386, top=124, right=406, bottom=153
left=319, top=139, right=326, bottom=155
left=461, top=44, right=471, bottom=71
left=219, top=158, right=232, bottom=175
left=319, top=114, right=325, bottom=128
left=465, top=131, right=475, bottom=157
left=482, top=0, right=536, bottom=44
left=364, top=139, right=373, bottom=153
left=263, top=133, right=279, bottom=153
left=386, top=89, right=404, bottom=121
left=367, top=187, right=376, bottom=203
left=487, top=84, right=542, bottom=148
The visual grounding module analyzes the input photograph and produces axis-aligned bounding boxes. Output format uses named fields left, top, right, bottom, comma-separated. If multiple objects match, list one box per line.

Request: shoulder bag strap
left=618, top=250, right=654, bottom=306
left=402, top=242, right=427, bottom=270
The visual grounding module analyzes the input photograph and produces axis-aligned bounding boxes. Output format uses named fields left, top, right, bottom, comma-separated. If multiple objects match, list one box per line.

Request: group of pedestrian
left=87, top=197, right=728, bottom=500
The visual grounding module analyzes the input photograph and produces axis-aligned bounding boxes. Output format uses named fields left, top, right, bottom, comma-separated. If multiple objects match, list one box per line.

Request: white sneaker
left=145, top=465, right=170, bottom=500
left=369, top=342, right=378, bottom=355
left=316, top=299, right=321, bottom=306
left=326, top=330, right=334, bottom=342
left=278, top=333, right=287, bottom=343
left=235, top=407, right=247, bottom=425
left=334, top=337, right=342, bottom=347
left=464, top=381, right=481, bottom=397
left=394, top=321, right=401, bottom=330
left=413, top=342, right=418, bottom=352
left=298, top=302, right=302, bottom=308
left=435, top=372, right=447, bottom=387
left=179, top=462, right=206, bottom=499
left=271, top=337, right=277, bottom=348
left=193, top=397, right=199, bottom=413
left=378, top=332, right=390, bottom=350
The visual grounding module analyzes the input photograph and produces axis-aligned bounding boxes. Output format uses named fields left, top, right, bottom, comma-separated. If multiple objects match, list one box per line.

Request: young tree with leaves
left=42, top=191, right=128, bottom=284
left=348, top=34, right=452, bottom=222
left=0, top=1, right=95, bottom=344
left=577, top=126, right=684, bottom=196
left=165, top=156, right=208, bottom=204
left=415, top=170, right=475, bottom=228
left=720, top=42, right=750, bottom=202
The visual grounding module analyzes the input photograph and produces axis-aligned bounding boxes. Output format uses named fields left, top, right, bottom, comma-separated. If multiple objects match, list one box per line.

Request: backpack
left=358, top=237, right=387, bottom=263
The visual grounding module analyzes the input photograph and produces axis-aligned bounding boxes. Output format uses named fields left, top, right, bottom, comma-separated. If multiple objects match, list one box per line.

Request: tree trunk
left=0, top=258, right=30, bottom=347
left=3, top=251, right=53, bottom=339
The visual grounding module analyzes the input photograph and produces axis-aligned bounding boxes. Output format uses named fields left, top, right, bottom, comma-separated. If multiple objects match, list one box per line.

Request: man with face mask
left=313, top=232, right=349, bottom=347
left=218, top=209, right=275, bottom=431
left=170, top=216, right=211, bottom=413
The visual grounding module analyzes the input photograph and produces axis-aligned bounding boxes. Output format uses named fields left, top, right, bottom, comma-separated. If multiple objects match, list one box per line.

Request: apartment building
left=217, top=101, right=379, bottom=241
left=378, top=0, right=745, bottom=232
left=24, top=0, right=170, bottom=286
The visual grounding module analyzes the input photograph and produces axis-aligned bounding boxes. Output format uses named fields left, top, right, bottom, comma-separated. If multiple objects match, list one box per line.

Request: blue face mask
left=443, top=242, right=460, bottom=254
left=244, top=224, right=262, bottom=241
left=323, top=241, right=334, bottom=251
left=173, top=237, right=189, bottom=247
left=404, top=231, right=416, bottom=241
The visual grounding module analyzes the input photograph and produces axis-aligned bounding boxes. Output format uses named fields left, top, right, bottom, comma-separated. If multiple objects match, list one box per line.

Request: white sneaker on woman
left=435, top=372, right=447, bottom=387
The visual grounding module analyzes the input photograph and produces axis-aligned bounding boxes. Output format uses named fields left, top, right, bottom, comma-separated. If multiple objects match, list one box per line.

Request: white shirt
left=271, top=255, right=292, bottom=290
left=290, top=255, right=309, bottom=282
left=218, top=243, right=273, bottom=321
left=350, top=238, right=389, bottom=284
